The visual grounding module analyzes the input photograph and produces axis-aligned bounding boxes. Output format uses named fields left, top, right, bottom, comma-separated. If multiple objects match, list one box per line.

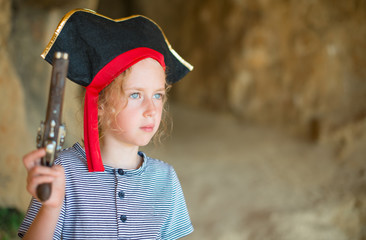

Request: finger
left=23, top=148, right=46, bottom=170
left=27, top=175, right=55, bottom=196
left=27, top=166, right=55, bottom=187
left=31, top=165, right=65, bottom=206
left=27, top=165, right=65, bottom=189
left=28, top=174, right=55, bottom=188
left=28, top=165, right=62, bottom=179
left=51, top=165, right=65, bottom=187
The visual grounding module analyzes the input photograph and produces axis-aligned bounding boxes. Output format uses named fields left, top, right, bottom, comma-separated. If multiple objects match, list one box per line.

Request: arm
left=22, top=149, right=65, bottom=240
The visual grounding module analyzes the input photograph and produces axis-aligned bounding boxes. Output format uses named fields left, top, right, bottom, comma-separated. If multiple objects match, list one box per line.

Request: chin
left=139, top=142, right=150, bottom=147
left=136, top=138, right=154, bottom=147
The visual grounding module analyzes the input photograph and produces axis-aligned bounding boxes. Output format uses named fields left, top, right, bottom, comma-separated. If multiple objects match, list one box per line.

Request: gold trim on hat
left=41, top=8, right=193, bottom=71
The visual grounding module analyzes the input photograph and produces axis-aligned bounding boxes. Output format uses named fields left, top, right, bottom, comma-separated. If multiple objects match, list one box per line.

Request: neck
left=100, top=134, right=142, bottom=170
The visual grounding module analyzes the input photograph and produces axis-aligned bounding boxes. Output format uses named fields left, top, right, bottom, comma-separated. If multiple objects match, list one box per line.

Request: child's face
left=108, top=58, right=166, bottom=147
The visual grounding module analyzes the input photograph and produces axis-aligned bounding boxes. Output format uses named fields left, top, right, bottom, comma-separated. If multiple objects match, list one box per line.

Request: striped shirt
left=18, top=143, right=193, bottom=239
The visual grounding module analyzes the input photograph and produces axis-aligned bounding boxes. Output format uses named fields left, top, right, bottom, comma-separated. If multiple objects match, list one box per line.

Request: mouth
left=140, top=124, right=155, bottom=132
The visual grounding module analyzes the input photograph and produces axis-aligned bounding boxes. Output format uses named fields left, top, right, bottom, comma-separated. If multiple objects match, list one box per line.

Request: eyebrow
left=124, top=87, right=166, bottom=92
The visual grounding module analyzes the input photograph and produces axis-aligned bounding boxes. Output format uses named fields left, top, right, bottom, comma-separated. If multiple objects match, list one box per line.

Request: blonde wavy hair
left=97, top=68, right=172, bottom=145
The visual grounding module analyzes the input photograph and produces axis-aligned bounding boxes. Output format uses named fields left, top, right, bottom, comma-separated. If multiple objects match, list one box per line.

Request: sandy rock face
left=136, top=0, right=366, bottom=144
left=0, top=0, right=98, bottom=211
left=0, top=0, right=33, bottom=211
left=143, top=104, right=366, bottom=240
left=0, top=49, right=33, bottom=211
left=0, top=0, right=365, bottom=239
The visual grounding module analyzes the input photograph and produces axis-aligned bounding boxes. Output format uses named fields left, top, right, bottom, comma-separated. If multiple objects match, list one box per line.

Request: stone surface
left=133, top=0, right=366, bottom=146
left=143, top=103, right=366, bottom=240
left=0, top=0, right=32, bottom=211
left=0, top=0, right=365, bottom=239
left=0, top=0, right=98, bottom=211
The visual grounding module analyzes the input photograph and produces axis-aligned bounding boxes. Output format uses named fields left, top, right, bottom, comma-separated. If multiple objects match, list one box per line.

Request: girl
left=18, top=9, right=194, bottom=239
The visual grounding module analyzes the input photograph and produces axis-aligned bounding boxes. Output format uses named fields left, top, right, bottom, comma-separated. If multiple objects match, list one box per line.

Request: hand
left=23, top=149, right=65, bottom=208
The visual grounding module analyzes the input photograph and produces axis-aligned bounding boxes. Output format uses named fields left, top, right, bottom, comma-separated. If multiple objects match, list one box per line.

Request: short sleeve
left=18, top=197, right=41, bottom=238
left=160, top=168, right=194, bottom=239
left=18, top=156, right=66, bottom=239
left=17, top=197, right=65, bottom=239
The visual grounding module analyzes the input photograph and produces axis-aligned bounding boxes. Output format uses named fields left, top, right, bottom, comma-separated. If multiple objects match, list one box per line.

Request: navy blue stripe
left=18, top=143, right=193, bottom=239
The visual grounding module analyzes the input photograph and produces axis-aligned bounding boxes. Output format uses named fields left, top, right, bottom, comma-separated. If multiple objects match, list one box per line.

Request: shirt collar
left=73, top=142, right=147, bottom=176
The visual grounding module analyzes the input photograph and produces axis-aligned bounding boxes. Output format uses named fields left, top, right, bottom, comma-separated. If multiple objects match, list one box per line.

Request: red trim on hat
left=84, top=47, right=165, bottom=172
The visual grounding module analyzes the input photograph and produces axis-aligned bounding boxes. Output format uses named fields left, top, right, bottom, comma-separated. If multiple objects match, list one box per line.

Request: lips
left=140, top=124, right=155, bottom=132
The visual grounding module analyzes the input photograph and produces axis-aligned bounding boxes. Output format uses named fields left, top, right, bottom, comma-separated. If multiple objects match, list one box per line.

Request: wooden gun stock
left=36, top=52, right=69, bottom=202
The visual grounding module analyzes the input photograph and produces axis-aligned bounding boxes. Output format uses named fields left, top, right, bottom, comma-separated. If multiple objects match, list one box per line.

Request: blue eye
left=153, top=93, right=163, bottom=100
left=130, top=93, right=140, bottom=99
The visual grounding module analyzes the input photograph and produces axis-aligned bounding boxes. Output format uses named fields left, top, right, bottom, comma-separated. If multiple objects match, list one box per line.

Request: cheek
left=156, top=103, right=164, bottom=118
left=155, top=106, right=164, bottom=128
left=113, top=107, right=132, bottom=129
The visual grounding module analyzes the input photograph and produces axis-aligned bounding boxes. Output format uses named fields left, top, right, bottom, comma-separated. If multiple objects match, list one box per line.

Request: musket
left=36, top=52, right=69, bottom=202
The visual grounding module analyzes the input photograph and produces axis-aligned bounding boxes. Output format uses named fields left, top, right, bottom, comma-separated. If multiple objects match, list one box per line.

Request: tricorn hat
left=41, top=8, right=193, bottom=172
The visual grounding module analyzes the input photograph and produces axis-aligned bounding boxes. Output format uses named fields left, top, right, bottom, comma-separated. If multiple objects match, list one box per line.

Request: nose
left=143, top=98, right=156, bottom=118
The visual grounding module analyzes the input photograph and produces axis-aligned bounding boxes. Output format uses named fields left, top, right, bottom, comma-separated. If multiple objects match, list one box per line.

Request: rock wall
left=1, top=0, right=98, bottom=211
left=0, top=0, right=33, bottom=211
left=97, top=1, right=366, bottom=239
left=0, top=0, right=365, bottom=238
left=133, top=0, right=366, bottom=147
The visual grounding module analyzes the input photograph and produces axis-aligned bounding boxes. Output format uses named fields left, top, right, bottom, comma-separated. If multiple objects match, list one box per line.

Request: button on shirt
left=117, top=168, right=124, bottom=175
left=18, top=143, right=193, bottom=239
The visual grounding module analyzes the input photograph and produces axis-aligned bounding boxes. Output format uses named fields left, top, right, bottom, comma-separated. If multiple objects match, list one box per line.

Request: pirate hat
left=41, top=8, right=193, bottom=172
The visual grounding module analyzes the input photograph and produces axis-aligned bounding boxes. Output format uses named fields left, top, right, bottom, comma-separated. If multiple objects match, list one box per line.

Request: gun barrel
left=36, top=52, right=69, bottom=201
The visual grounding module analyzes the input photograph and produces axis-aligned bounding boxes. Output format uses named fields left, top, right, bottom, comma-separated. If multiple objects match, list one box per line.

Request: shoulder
left=144, top=153, right=173, bottom=169
left=54, top=143, right=88, bottom=172
left=142, top=152, right=177, bottom=176
left=139, top=152, right=183, bottom=190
